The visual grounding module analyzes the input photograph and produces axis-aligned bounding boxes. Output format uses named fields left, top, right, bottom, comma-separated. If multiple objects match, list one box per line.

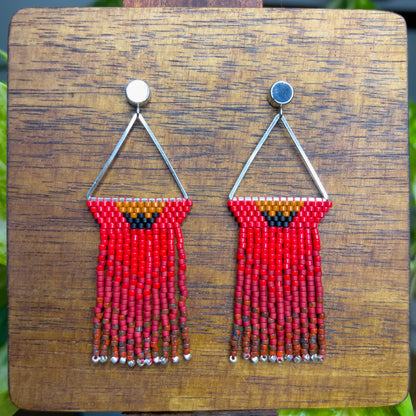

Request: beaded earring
left=228, top=81, right=332, bottom=364
left=87, top=80, right=192, bottom=368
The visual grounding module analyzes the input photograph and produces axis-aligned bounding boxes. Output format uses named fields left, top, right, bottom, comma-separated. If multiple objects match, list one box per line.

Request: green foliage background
left=0, top=0, right=414, bottom=414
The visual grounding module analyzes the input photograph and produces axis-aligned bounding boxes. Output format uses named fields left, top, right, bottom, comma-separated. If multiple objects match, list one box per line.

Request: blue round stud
left=268, top=81, right=294, bottom=108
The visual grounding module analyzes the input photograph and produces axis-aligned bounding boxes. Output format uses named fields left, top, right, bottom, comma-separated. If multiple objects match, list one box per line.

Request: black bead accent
left=123, top=211, right=159, bottom=229
left=262, top=210, right=297, bottom=228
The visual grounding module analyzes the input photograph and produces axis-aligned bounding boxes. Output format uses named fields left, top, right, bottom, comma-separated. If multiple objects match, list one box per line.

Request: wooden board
left=7, top=8, right=408, bottom=412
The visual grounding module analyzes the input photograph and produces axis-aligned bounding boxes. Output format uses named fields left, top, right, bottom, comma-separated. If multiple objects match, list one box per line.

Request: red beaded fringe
left=228, top=197, right=332, bottom=364
left=87, top=197, right=192, bottom=367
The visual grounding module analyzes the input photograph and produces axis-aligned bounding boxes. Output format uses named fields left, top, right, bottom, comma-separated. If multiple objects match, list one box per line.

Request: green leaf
left=278, top=410, right=338, bottom=416
left=0, top=344, right=16, bottom=416
left=0, top=343, right=7, bottom=392
left=0, top=51, right=6, bottom=64
left=409, top=101, right=416, bottom=297
left=326, top=0, right=377, bottom=9
left=0, top=392, right=17, bottom=416
left=0, top=310, right=6, bottom=346
left=0, top=265, right=6, bottom=310
left=278, top=396, right=414, bottom=416
left=90, top=0, right=123, bottom=6
left=327, top=0, right=348, bottom=8
left=410, top=101, right=416, bottom=147
left=395, top=394, right=414, bottom=416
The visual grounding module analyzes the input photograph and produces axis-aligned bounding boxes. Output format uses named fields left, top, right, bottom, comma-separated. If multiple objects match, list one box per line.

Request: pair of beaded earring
left=86, top=79, right=331, bottom=368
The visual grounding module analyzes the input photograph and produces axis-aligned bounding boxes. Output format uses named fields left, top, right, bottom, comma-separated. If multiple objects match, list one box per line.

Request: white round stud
left=285, top=354, right=293, bottom=362
left=100, top=355, right=108, bottom=363
left=277, top=357, right=284, bottom=364
left=303, top=354, right=310, bottom=362
left=172, top=356, right=180, bottom=364
left=269, top=355, right=277, bottom=363
left=251, top=356, right=259, bottom=364
left=110, top=356, right=119, bottom=364
left=92, top=356, right=100, bottom=364
left=243, top=353, right=250, bottom=360
left=128, top=360, right=135, bottom=368
left=137, top=359, right=145, bottom=367
left=318, top=354, right=325, bottom=362
left=293, top=356, right=302, bottom=364
left=153, top=356, right=160, bottom=364
left=183, top=353, right=192, bottom=361
left=260, top=355, right=268, bottom=362
left=229, top=356, right=237, bottom=363
left=125, top=79, right=151, bottom=107
left=119, top=357, right=127, bottom=365
left=160, top=357, right=168, bottom=365
left=311, top=354, right=318, bottom=362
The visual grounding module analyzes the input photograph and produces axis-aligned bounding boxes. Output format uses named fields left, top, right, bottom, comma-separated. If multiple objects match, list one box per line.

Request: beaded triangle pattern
left=88, top=197, right=192, bottom=367
left=228, top=196, right=332, bottom=363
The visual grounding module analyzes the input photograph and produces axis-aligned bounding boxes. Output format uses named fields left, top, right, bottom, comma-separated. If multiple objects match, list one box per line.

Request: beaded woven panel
left=88, top=197, right=192, bottom=367
left=228, top=197, right=332, bottom=363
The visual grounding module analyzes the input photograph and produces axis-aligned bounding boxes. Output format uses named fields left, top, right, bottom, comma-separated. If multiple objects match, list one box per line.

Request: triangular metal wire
left=87, top=80, right=188, bottom=200
left=229, top=81, right=328, bottom=200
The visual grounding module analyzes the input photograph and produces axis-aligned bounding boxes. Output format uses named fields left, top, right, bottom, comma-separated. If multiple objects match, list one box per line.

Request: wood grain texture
left=123, top=0, right=262, bottom=6
left=7, top=8, right=408, bottom=412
